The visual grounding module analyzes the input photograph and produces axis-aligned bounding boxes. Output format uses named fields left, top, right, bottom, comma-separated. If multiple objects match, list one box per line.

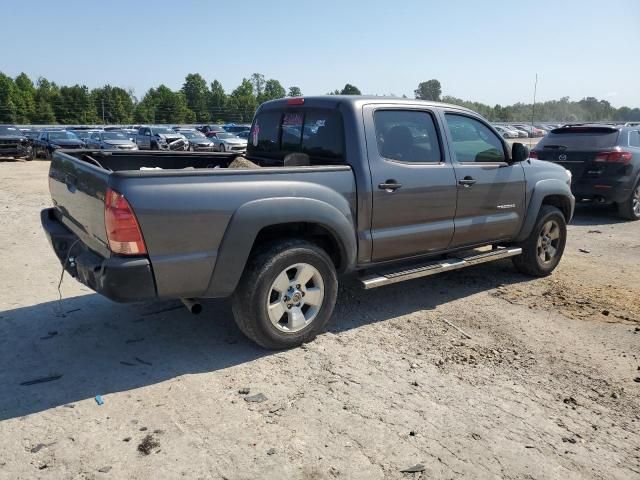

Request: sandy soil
left=0, top=159, right=638, bottom=480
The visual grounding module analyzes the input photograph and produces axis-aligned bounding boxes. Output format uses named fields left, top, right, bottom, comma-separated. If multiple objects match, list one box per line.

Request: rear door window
left=248, top=108, right=345, bottom=165
left=629, top=130, right=640, bottom=148
left=536, top=127, right=620, bottom=150
left=373, top=110, right=442, bottom=163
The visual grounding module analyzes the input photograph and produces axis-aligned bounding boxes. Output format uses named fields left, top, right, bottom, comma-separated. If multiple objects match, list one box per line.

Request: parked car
left=119, top=129, right=139, bottom=142
left=20, top=128, right=41, bottom=142
left=86, top=130, right=138, bottom=150
left=136, top=126, right=187, bottom=150
left=236, top=131, right=250, bottom=140
left=34, top=130, right=85, bottom=159
left=512, top=124, right=545, bottom=137
left=210, top=132, right=248, bottom=152
left=0, top=125, right=33, bottom=160
left=175, top=129, right=216, bottom=151
left=42, top=96, right=574, bottom=349
left=503, top=125, right=528, bottom=138
left=197, top=124, right=227, bottom=138
left=69, top=129, right=102, bottom=142
left=530, top=124, right=640, bottom=220
left=493, top=125, right=518, bottom=139
left=224, top=124, right=251, bottom=134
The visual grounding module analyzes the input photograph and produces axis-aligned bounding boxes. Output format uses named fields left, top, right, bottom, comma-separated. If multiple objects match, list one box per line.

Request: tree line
left=0, top=72, right=638, bottom=125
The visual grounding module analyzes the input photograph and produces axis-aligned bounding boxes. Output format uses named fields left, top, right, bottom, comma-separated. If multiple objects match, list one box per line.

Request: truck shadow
left=0, top=260, right=531, bottom=421
left=570, top=204, right=628, bottom=226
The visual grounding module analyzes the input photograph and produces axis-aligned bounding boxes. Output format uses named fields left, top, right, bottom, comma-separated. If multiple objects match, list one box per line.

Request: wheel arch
left=515, top=179, right=574, bottom=242
left=205, top=197, right=357, bottom=298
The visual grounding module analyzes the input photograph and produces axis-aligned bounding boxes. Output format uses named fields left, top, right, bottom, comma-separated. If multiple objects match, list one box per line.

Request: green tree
left=414, top=79, right=441, bottom=101
left=250, top=73, right=265, bottom=98
left=13, top=73, right=36, bottom=123
left=340, top=84, right=361, bottom=95
left=54, top=85, right=96, bottom=124
left=181, top=73, right=210, bottom=122
left=33, top=77, right=60, bottom=124
left=259, top=79, right=286, bottom=103
left=209, top=80, right=227, bottom=122
left=287, top=86, right=302, bottom=97
left=229, top=78, right=257, bottom=122
left=92, top=85, right=134, bottom=124
left=0, top=73, right=18, bottom=123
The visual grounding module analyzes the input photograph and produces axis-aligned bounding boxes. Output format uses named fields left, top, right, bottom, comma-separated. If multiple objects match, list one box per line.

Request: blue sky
left=2, top=0, right=639, bottom=106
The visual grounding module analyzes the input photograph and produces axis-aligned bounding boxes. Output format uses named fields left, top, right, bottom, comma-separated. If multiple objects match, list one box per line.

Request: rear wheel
left=617, top=180, right=640, bottom=221
left=512, top=205, right=567, bottom=276
left=231, top=239, right=338, bottom=349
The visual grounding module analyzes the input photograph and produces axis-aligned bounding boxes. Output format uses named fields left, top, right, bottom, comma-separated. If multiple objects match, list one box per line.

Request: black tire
left=45, top=148, right=52, bottom=160
left=616, top=179, right=640, bottom=221
left=24, top=145, right=34, bottom=161
left=512, top=205, right=567, bottom=277
left=231, top=239, right=338, bottom=350
left=219, top=143, right=226, bottom=152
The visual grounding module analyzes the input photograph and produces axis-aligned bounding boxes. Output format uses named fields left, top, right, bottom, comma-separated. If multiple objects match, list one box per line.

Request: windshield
left=0, top=126, right=22, bottom=136
left=217, top=133, right=237, bottom=139
left=70, top=130, right=92, bottom=139
left=49, top=131, right=79, bottom=141
left=103, top=131, right=129, bottom=140
left=181, top=130, right=205, bottom=139
left=151, top=127, right=175, bottom=135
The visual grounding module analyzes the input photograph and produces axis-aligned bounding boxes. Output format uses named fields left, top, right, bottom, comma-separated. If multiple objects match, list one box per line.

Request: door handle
left=458, top=176, right=476, bottom=187
left=378, top=180, right=402, bottom=192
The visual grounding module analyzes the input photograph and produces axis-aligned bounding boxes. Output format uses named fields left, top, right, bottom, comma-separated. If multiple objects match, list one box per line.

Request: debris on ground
left=562, top=437, right=577, bottom=444
left=238, top=388, right=250, bottom=395
left=137, top=435, right=160, bottom=455
left=244, top=393, right=267, bottom=403
left=98, top=466, right=112, bottom=473
left=588, top=230, right=602, bottom=234
left=579, top=248, right=591, bottom=254
left=266, top=448, right=276, bottom=455
left=563, top=396, right=579, bottom=407
left=20, top=375, right=62, bottom=386
left=95, top=395, right=104, bottom=406
left=400, top=463, right=426, bottom=473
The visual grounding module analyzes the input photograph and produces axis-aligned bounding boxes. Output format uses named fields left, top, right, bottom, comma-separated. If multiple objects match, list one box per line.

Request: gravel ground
left=0, top=159, right=638, bottom=480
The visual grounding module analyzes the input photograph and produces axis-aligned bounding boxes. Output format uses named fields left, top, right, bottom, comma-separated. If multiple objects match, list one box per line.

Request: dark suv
left=531, top=124, right=640, bottom=220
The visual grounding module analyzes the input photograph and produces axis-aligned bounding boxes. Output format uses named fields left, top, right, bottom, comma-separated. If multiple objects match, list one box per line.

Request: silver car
left=86, top=130, right=138, bottom=150
left=210, top=132, right=248, bottom=152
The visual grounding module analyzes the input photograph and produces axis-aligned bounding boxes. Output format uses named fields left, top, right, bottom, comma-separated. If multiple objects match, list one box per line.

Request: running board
left=359, top=247, right=522, bottom=289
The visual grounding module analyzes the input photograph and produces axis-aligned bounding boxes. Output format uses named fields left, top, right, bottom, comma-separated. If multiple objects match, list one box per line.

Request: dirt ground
left=0, top=159, right=638, bottom=480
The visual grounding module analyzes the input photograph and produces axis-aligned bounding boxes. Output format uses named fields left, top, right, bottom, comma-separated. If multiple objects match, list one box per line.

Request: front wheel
left=231, top=239, right=338, bottom=349
left=617, top=180, right=640, bottom=221
left=512, top=205, right=567, bottom=277
left=219, top=143, right=226, bottom=152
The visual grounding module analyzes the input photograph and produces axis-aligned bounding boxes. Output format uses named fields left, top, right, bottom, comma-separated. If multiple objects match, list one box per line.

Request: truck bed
left=47, top=149, right=356, bottom=300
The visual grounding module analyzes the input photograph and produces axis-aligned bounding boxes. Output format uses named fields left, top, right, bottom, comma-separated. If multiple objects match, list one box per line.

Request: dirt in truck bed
left=0, top=160, right=639, bottom=479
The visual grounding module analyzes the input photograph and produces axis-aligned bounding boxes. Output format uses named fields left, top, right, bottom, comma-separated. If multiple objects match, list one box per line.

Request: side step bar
left=359, top=247, right=522, bottom=289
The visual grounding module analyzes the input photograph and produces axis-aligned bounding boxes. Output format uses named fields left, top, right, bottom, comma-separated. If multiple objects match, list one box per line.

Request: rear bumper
left=41, top=208, right=157, bottom=303
left=572, top=178, right=635, bottom=204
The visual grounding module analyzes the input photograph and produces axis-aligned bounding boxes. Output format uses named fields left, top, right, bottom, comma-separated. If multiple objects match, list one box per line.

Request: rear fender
left=205, top=197, right=356, bottom=298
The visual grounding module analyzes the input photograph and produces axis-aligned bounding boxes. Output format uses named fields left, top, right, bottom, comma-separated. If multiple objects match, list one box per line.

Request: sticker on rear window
left=283, top=113, right=303, bottom=127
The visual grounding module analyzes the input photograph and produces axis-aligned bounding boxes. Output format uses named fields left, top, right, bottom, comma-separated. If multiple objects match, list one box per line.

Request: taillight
left=286, top=97, right=305, bottom=105
left=104, top=188, right=147, bottom=255
left=529, top=150, right=538, bottom=159
left=595, top=149, right=633, bottom=165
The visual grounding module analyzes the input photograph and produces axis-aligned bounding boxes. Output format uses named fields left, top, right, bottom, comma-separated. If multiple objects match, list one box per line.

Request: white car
left=210, top=132, right=248, bottom=152
left=493, top=125, right=518, bottom=139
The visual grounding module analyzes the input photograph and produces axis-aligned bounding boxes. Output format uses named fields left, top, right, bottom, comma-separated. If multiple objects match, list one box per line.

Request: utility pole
left=101, top=98, right=105, bottom=124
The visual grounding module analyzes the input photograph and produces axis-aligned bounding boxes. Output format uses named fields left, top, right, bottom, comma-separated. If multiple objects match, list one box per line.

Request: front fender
left=205, top=197, right=357, bottom=298
left=514, top=178, right=575, bottom=242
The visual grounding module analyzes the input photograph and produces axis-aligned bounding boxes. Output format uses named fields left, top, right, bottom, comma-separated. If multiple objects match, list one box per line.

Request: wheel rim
left=266, top=263, right=325, bottom=333
left=220, top=144, right=225, bottom=152
left=632, top=185, right=640, bottom=217
left=537, top=219, right=561, bottom=265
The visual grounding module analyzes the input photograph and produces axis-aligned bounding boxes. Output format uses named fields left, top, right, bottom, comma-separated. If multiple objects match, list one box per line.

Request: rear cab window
left=247, top=108, right=345, bottom=166
left=537, top=127, right=620, bottom=150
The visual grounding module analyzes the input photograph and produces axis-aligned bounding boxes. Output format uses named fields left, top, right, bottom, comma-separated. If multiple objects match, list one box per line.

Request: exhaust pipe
left=181, top=298, right=202, bottom=315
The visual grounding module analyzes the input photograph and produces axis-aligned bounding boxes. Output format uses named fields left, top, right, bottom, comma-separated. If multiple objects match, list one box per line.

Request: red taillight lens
left=529, top=150, right=538, bottom=159
left=286, top=97, right=305, bottom=105
left=104, top=188, right=147, bottom=255
left=595, top=149, right=632, bottom=165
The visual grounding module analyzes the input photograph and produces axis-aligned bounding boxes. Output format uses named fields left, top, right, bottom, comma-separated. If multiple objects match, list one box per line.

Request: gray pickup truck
left=42, top=96, right=574, bottom=349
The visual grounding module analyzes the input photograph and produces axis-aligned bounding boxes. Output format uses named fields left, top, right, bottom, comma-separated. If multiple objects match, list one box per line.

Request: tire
left=45, top=148, right=52, bottom=160
left=24, top=145, right=34, bottom=161
left=616, top=179, right=640, bottom=221
left=231, top=239, right=338, bottom=350
left=189, top=145, right=194, bottom=152
left=512, top=205, right=567, bottom=277
left=219, top=143, right=226, bottom=152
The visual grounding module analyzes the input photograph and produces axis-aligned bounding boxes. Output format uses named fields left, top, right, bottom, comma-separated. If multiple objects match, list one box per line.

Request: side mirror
left=511, top=142, right=529, bottom=163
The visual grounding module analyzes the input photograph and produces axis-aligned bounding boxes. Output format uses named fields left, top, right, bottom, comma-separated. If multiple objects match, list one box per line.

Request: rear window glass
left=373, top=110, right=442, bottom=163
left=247, top=108, right=345, bottom=165
left=538, top=128, right=619, bottom=150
